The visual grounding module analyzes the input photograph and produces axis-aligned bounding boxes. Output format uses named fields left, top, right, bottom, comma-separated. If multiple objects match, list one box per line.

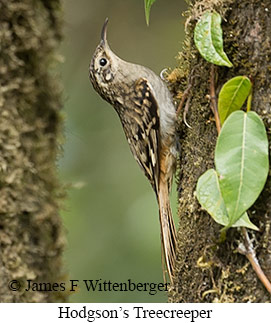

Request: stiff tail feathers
left=158, top=183, right=177, bottom=284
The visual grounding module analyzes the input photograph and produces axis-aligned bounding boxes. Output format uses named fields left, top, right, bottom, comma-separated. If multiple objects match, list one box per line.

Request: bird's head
left=89, top=18, right=119, bottom=100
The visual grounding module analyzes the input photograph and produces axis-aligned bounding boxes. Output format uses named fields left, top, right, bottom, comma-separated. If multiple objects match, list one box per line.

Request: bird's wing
left=121, top=78, right=160, bottom=194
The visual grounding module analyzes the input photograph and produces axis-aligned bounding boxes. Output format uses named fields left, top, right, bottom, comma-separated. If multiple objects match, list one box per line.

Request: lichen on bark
left=0, top=0, right=66, bottom=302
left=169, top=0, right=271, bottom=302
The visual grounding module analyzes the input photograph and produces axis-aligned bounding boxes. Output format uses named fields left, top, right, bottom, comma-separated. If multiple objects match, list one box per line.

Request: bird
left=89, top=18, right=177, bottom=283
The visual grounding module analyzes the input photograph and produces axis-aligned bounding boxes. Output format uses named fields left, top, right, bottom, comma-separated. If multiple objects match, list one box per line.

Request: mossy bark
left=0, top=0, right=66, bottom=302
left=169, top=0, right=271, bottom=302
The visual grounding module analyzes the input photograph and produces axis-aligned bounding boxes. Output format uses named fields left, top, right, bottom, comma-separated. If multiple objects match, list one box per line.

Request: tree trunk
left=0, top=0, right=66, bottom=302
left=169, top=0, right=271, bottom=302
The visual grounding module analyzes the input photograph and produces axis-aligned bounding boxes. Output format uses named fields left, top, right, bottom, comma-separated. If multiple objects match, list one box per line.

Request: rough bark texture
left=0, top=0, right=66, bottom=302
left=169, top=0, right=271, bottom=302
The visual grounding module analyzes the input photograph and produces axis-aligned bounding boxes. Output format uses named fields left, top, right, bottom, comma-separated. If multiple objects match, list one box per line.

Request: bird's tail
left=158, top=181, right=177, bottom=284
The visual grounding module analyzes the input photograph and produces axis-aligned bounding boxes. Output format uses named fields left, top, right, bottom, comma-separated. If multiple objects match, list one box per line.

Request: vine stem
left=240, top=228, right=271, bottom=294
left=209, top=64, right=221, bottom=134
left=246, top=91, right=252, bottom=112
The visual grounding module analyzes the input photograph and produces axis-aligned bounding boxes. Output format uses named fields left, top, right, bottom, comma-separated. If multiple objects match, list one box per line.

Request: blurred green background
left=59, top=0, right=186, bottom=302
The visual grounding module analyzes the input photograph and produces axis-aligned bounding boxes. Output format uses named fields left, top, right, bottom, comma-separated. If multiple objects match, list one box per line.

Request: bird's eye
left=99, top=58, right=107, bottom=66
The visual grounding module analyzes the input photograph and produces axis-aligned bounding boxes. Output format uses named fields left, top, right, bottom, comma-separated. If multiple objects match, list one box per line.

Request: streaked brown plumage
left=89, top=18, right=177, bottom=283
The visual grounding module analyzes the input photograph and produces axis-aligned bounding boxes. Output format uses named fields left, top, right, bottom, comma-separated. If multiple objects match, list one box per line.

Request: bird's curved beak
left=100, top=18, right=109, bottom=46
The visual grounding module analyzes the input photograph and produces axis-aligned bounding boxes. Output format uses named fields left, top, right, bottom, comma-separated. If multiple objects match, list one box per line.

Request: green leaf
left=196, top=169, right=229, bottom=226
left=236, top=213, right=259, bottom=231
left=196, top=169, right=258, bottom=230
left=194, top=11, right=232, bottom=67
left=144, top=0, right=156, bottom=25
left=218, top=76, right=252, bottom=124
left=215, top=111, right=269, bottom=226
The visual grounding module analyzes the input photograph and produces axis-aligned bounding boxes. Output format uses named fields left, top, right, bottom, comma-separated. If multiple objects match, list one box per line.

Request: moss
left=169, top=0, right=271, bottom=302
left=0, top=0, right=66, bottom=302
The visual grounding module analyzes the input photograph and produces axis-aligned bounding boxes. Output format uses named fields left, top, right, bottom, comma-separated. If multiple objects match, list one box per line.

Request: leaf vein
left=233, top=113, right=247, bottom=222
